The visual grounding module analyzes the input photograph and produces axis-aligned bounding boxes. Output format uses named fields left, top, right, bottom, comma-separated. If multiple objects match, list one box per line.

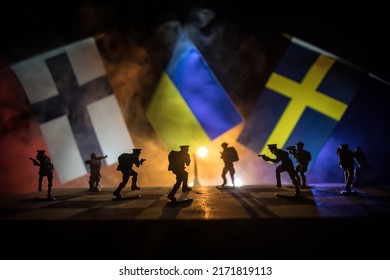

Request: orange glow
left=197, top=146, right=208, bottom=158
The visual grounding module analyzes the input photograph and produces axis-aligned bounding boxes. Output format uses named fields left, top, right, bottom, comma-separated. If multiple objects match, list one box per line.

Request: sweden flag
left=238, top=37, right=366, bottom=166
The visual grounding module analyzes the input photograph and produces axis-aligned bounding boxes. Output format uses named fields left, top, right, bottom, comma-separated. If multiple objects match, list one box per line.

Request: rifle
left=258, top=154, right=269, bottom=161
left=96, top=155, right=108, bottom=161
left=29, top=157, right=40, bottom=166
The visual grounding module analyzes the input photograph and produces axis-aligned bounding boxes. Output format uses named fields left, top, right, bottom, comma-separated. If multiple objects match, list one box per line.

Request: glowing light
left=197, top=146, right=208, bottom=158
left=235, top=178, right=243, bottom=187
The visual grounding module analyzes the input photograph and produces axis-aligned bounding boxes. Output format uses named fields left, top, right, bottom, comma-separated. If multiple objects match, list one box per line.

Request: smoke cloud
left=2, top=3, right=388, bottom=195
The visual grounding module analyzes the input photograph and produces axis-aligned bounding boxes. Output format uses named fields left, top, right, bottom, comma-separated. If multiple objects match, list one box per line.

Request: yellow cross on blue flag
left=147, top=33, right=243, bottom=151
left=238, top=36, right=367, bottom=164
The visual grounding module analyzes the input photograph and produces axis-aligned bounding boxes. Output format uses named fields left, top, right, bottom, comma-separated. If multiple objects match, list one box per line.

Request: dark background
left=1, top=0, right=389, bottom=82
left=1, top=0, right=390, bottom=190
left=1, top=1, right=390, bottom=260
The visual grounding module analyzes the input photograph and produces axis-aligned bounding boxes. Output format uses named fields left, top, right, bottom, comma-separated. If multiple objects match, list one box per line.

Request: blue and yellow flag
left=238, top=37, right=366, bottom=164
left=147, top=33, right=243, bottom=151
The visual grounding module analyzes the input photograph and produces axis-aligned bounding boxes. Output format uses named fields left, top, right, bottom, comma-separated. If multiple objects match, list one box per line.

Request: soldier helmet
left=296, top=141, right=304, bottom=148
left=180, top=145, right=189, bottom=151
left=37, top=150, right=45, bottom=154
left=267, top=144, right=277, bottom=150
left=221, top=142, right=228, bottom=148
left=340, top=144, right=349, bottom=149
left=90, top=152, right=96, bottom=158
left=132, top=148, right=142, bottom=153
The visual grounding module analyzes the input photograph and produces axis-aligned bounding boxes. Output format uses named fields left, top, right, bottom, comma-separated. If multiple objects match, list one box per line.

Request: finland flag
left=8, top=37, right=134, bottom=184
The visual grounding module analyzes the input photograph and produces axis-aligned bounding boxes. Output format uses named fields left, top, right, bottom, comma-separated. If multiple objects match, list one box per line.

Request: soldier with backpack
left=287, top=141, right=311, bottom=188
left=220, top=142, right=239, bottom=187
left=167, top=145, right=192, bottom=202
left=113, top=148, right=145, bottom=199
left=336, top=144, right=355, bottom=194
left=29, top=150, right=55, bottom=200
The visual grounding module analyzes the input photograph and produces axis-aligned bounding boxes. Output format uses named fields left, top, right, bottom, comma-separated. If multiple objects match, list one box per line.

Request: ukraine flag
left=147, top=33, right=243, bottom=151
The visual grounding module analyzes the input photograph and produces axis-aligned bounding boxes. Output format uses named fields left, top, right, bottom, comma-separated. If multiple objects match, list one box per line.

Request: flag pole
left=192, top=153, right=201, bottom=187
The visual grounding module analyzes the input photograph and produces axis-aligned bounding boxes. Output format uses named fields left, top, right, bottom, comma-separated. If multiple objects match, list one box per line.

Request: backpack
left=117, top=153, right=131, bottom=171
left=43, top=156, right=54, bottom=173
left=226, top=147, right=239, bottom=162
left=301, top=150, right=312, bottom=164
left=305, top=150, right=312, bottom=162
left=168, top=150, right=180, bottom=171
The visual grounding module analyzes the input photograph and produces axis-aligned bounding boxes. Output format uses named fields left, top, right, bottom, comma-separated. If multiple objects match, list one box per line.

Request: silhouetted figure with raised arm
left=29, top=150, right=55, bottom=200
left=259, top=144, right=300, bottom=196
left=167, top=145, right=192, bottom=202
left=84, top=153, right=107, bottom=192
left=113, top=148, right=145, bottom=199
left=336, top=144, right=355, bottom=194
left=220, top=142, right=239, bottom=187
left=287, top=141, right=312, bottom=188
left=353, top=146, right=371, bottom=187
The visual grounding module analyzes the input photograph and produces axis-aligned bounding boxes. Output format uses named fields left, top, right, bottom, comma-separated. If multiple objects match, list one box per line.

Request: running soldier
left=113, top=149, right=145, bottom=199
left=167, top=145, right=192, bottom=202
left=259, top=144, right=300, bottom=196
left=220, top=142, right=239, bottom=187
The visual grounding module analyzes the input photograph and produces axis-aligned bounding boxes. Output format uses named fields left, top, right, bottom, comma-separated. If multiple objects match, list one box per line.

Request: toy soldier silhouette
left=336, top=144, right=356, bottom=194
left=29, top=150, right=55, bottom=200
left=287, top=141, right=311, bottom=188
left=220, top=142, right=239, bottom=187
left=259, top=144, right=300, bottom=196
left=113, top=148, right=145, bottom=199
left=167, top=145, right=192, bottom=202
left=84, top=153, right=107, bottom=192
left=353, top=146, right=371, bottom=186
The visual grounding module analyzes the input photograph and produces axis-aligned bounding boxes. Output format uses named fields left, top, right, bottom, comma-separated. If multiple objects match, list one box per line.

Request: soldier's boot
left=113, top=191, right=121, bottom=199
left=294, top=186, right=301, bottom=197
left=220, top=176, right=227, bottom=187
left=296, top=175, right=302, bottom=188
left=48, top=187, right=55, bottom=200
left=182, top=181, right=191, bottom=192
left=168, top=183, right=181, bottom=202
left=275, top=178, right=282, bottom=188
left=230, top=174, right=235, bottom=187
left=131, top=177, right=140, bottom=190
left=113, top=187, right=122, bottom=199
left=167, top=192, right=176, bottom=202
left=167, top=189, right=177, bottom=202
left=301, top=177, right=307, bottom=188
left=345, top=177, right=353, bottom=193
